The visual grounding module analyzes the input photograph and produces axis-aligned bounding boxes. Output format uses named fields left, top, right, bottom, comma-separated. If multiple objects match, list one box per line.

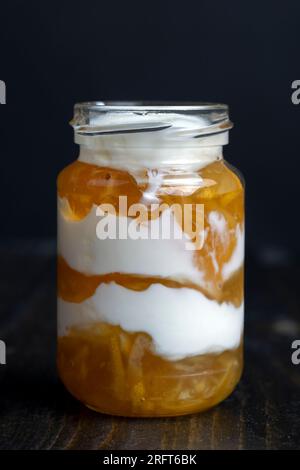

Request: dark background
left=1, top=1, right=300, bottom=451
left=0, top=0, right=300, bottom=257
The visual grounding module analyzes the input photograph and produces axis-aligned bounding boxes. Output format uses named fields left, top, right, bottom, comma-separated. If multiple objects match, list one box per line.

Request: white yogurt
left=75, top=111, right=228, bottom=171
left=207, top=211, right=244, bottom=277
left=222, top=225, right=245, bottom=280
left=208, top=211, right=227, bottom=238
left=78, top=145, right=223, bottom=173
left=58, top=198, right=244, bottom=285
left=58, top=282, right=243, bottom=360
left=58, top=197, right=205, bottom=283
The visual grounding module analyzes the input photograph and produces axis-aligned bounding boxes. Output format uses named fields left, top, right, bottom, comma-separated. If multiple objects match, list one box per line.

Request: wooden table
left=0, top=241, right=299, bottom=450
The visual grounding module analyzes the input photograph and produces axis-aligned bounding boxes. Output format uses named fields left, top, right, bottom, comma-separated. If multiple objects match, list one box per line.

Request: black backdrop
left=0, top=0, right=300, bottom=257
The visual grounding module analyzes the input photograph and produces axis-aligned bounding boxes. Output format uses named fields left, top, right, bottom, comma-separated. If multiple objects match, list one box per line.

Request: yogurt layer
left=58, top=198, right=244, bottom=287
left=75, top=111, right=229, bottom=172
left=58, top=197, right=204, bottom=283
left=58, top=282, right=244, bottom=360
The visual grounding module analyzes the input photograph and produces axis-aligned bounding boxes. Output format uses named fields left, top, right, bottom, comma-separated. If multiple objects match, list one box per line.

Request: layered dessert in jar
left=57, top=102, right=244, bottom=416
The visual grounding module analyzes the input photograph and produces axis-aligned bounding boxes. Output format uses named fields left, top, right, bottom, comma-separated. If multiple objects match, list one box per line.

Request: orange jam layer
left=57, top=323, right=243, bottom=417
left=57, top=255, right=243, bottom=307
left=57, top=160, right=243, bottom=222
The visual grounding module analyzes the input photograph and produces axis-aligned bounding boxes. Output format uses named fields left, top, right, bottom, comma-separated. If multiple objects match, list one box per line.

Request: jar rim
left=71, top=101, right=233, bottom=152
left=74, top=101, right=228, bottom=113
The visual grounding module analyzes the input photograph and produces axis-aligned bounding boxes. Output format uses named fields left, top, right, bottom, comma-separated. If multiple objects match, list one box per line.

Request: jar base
left=58, top=326, right=243, bottom=419
left=84, top=403, right=216, bottom=418
left=82, top=384, right=239, bottom=418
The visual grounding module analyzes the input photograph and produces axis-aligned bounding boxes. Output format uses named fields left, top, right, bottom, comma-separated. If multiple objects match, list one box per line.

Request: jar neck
left=77, top=142, right=224, bottom=172
left=72, top=102, right=232, bottom=172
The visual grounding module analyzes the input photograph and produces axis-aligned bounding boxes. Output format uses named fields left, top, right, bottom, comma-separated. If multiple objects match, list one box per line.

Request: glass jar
left=57, top=102, right=244, bottom=417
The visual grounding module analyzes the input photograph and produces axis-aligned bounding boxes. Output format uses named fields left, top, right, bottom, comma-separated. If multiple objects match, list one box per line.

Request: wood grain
left=0, top=242, right=299, bottom=450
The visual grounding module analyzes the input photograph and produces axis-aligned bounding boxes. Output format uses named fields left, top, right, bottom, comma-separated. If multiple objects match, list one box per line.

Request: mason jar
left=57, top=102, right=244, bottom=417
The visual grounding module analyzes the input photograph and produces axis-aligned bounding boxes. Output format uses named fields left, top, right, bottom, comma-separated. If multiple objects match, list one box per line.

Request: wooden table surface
left=0, top=241, right=299, bottom=450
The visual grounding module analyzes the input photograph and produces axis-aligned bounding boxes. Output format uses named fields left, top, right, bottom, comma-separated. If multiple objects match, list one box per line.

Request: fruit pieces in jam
left=57, top=323, right=243, bottom=417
